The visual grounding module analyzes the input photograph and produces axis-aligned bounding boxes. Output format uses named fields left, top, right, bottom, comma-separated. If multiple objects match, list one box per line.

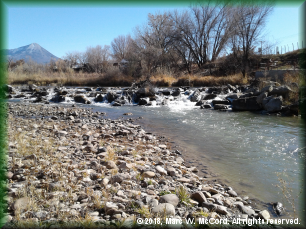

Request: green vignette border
left=0, top=0, right=305, bottom=227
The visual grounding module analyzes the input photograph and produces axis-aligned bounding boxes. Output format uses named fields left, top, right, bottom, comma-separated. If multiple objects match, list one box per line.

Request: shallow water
left=10, top=87, right=305, bottom=219
left=85, top=102, right=304, bottom=218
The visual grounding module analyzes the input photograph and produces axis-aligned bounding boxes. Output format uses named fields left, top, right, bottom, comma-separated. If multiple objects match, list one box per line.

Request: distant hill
left=5, top=43, right=60, bottom=64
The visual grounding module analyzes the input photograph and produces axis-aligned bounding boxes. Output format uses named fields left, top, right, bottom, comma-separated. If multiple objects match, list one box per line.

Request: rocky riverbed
left=4, top=77, right=301, bottom=117
left=2, top=102, right=281, bottom=228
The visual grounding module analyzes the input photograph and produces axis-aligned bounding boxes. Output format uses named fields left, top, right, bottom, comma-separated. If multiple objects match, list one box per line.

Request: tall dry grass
left=172, top=73, right=248, bottom=87
left=8, top=67, right=248, bottom=87
left=8, top=71, right=133, bottom=87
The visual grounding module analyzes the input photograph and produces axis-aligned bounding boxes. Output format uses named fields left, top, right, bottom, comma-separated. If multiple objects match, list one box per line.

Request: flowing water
left=11, top=87, right=305, bottom=219
left=84, top=93, right=304, bottom=219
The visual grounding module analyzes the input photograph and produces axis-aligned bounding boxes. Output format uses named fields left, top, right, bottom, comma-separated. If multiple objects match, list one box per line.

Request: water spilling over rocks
left=5, top=79, right=299, bottom=117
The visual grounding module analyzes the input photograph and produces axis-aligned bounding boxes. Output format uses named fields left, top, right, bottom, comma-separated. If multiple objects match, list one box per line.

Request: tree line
left=10, top=1, right=275, bottom=78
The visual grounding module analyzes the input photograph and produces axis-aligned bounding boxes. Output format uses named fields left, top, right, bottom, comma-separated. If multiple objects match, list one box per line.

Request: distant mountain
left=5, top=43, right=60, bottom=64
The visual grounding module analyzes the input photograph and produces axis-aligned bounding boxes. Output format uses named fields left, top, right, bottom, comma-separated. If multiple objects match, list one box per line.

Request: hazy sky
left=6, top=2, right=303, bottom=58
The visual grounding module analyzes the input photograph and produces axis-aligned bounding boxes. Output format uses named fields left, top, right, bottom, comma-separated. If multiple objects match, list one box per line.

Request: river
left=82, top=98, right=304, bottom=219
left=10, top=86, right=305, bottom=219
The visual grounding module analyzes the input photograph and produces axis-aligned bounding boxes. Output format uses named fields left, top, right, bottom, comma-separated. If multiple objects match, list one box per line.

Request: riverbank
left=3, top=102, right=280, bottom=228
left=8, top=71, right=247, bottom=88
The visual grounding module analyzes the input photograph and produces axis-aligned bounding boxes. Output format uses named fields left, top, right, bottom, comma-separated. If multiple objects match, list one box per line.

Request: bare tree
left=111, top=34, right=133, bottom=61
left=6, top=56, right=14, bottom=71
left=84, top=45, right=110, bottom=73
left=169, top=1, right=234, bottom=71
left=63, top=51, right=79, bottom=68
left=134, top=12, right=178, bottom=74
left=231, top=1, right=274, bottom=77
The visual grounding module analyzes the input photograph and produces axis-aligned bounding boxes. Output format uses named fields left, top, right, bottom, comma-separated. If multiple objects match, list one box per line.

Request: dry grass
left=150, top=74, right=177, bottom=87
left=172, top=73, right=248, bottom=87
left=176, top=185, right=191, bottom=205
left=8, top=68, right=249, bottom=87
left=105, top=146, right=117, bottom=162
left=8, top=71, right=133, bottom=87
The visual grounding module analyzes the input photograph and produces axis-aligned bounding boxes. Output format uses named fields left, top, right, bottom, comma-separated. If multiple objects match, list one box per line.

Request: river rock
left=232, top=96, right=262, bottom=111
left=106, top=91, right=118, bottom=103
left=166, top=167, right=176, bottom=176
left=142, top=171, right=155, bottom=178
left=95, top=94, right=104, bottom=102
left=269, top=85, right=292, bottom=97
left=227, top=189, right=238, bottom=197
left=264, top=96, right=282, bottom=112
left=216, top=205, right=229, bottom=215
left=152, top=203, right=175, bottom=216
left=256, top=92, right=268, bottom=104
left=74, top=95, right=90, bottom=104
left=149, top=199, right=159, bottom=208
left=105, top=161, right=118, bottom=169
left=190, top=89, right=202, bottom=102
left=237, top=205, right=255, bottom=216
left=156, top=166, right=167, bottom=175
left=111, top=173, right=130, bottom=183
left=172, top=88, right=181, bottom=97
left=190, top=191, right=207, bottom=204
left=273, top=202, right=284, bottom=215
left=136, top=86, right=155, bottom=97
left=258, top=210, right=270, bottom=220
left=159, top=194, right=179, bottom=207
left=138, top=98, right=148, bottom=106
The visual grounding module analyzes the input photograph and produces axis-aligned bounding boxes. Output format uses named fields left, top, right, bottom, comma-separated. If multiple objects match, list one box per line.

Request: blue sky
left=6, top=3, right=303, bottom=58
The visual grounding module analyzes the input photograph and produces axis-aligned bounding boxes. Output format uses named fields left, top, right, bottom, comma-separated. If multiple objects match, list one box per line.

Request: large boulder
left=94, top=94, right=104, bottom=102
left=161, top=90, right=171, bottom=95
left=262, top=85, right=293, bottom=97
left=256, top=92, right=268, bottom=104
left=136, top=86, right=155, bottom=98
left=172, top=88, right=182, bottom=96
left=138, top=98, right=148, bottom=106
left=232, top=96, right=262, bottom=111
left=264, top=96, right=283, bottom=112
left=106, top=91, right=118, bottom=103
left=262, top=96, right=273, bottom=107
left=74, top=95, right=91, bottom=104
left=51, top=94, right=66, bottom=103
left=270, top=85, right=292, bottom=97
left=190, top=89, right=202, bottom=102
left=207, top=87, right=222, bottom=94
